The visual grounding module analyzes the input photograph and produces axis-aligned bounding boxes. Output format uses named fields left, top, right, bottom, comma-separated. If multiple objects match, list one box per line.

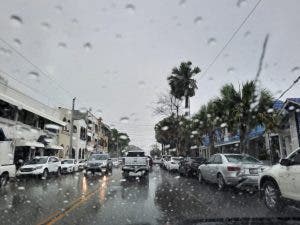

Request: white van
left=0, top=140, right=16, bottom=187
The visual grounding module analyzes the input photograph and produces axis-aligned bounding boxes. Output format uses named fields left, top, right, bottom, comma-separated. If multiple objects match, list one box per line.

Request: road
left=0, top=165, right=299, bottom=225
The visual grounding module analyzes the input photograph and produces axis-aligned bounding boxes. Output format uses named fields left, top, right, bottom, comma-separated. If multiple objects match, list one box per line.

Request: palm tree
left=167, top=61, right=200, bottom=116
left=218, top=81, right=273, bottom=153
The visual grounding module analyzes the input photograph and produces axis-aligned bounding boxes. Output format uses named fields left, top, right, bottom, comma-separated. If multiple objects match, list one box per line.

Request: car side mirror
left=280, top=158, right=292, bottom=167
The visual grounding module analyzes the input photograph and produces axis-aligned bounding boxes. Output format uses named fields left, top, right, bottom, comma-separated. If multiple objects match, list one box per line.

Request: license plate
left=249, top=168, right=258, bottom=174
left=129, top=171, right=141, bottom=176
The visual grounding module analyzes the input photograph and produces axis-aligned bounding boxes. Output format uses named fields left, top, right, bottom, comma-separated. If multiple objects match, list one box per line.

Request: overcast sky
left=0, top=0, right=299, bottom=152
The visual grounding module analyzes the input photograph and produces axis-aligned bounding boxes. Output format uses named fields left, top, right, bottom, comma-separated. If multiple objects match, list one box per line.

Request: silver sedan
left=198, top=154, right=269, bottom=190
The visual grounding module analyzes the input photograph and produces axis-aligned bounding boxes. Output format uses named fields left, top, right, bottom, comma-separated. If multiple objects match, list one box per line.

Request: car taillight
left=227, top=166, right=240, bottom=171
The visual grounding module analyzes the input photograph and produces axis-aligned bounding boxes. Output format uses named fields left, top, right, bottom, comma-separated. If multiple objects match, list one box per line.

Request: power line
left=0, top=68, right=67, bottom=107
left=0, top=37, right=75, bottom=98
left=200, top=0, right=263, bottom=80
left=277, top=75, right=300, bottom=100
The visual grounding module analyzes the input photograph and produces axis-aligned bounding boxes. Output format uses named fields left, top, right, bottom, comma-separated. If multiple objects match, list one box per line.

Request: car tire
left=217, top=173, right=226, bottom=191
left=57, top=168, right=61, bottom=177
left=0, top=173, right=9, bottom=187
left=198, top=170, right=204, bottom=183
left=262, top=180, right=285, bottom=211
left=41, top=169, right=49, bottom=180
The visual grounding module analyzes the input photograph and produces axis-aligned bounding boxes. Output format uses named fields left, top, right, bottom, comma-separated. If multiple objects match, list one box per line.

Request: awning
left=0, top=91, right=66, bottom=126
left=15, top=140, right=45, bottom=148
left=45, top=145, right=64, bottom=150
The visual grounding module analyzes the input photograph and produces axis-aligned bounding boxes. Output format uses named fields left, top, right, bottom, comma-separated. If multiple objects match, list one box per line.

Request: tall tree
left=167, top=61, right=200, bottom=116
left=153, top=92, right=182, bottom=117
left=218, top=81, right=273, bottom=153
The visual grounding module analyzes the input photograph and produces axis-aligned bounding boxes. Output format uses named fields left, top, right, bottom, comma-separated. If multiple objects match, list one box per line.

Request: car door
left=201, top=155, right=215, bottom=181
left=211, top=155, right=223, bottom=183
left=287, top=149, right=300, bottom=201
left=47, top=157, right=55, bottom=172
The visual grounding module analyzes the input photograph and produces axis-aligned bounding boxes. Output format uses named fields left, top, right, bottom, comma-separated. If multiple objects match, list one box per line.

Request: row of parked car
left=158, top=147, right=300, bottom=212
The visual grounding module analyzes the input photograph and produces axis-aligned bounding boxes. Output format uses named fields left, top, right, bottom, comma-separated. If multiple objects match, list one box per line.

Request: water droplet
left=291, top=66, right=300, bottom=73
left=63, top=200, right=69, bottom=203
left=96, top=109, right=103, bottom=115
left=17, top=186, right=25, bottom=190
left=244, top=31, right=251, bottom=37
left=174, top=176, right=180, bottom=179
left=138, top=81, right=145, bottom=87
left=55, top=5, right=63, bottom=13
left=165, top=144, right=170, bottom=149
left=58, top=42, right=67, bottom=48
left=71, top=18, right=78, bottom=24
left=227, top=67, right=236, bottom=74
left=237, top=0, right=247, bottom=7
left=267, top=108, right=274, bottom=113
left=41, top=22, right=51, bottom=30
left=288, top=106, right=295, bottom=111
left=296, top=109, right=300, bottom=113
left=220, top=123, right=227, bottom=128
left=0, top=47, right=12, bottom=56
left=191, top=130, right=198, bottom=135
left=207, top=114, right=211, bottom=118
left=190, top=145, right=198, bottom=150
left=208, top=77, right=213, bottom=81
left=125, top=4, right=135, bottom=13
left=115, top=33, right=122, bottom=39
left=119, top=135, right=128, bottom=140
left=10, top=15, right=23, bottom=27
left=161, top=126, right=169, bottom=131
left=193, top=16, right=202, bottom=25
left=120, top=179, right=126, bottom=182
left=83, top=42, right=92, bottom=51
left=13, top=38, right=22, bottom=47
left=179, top=0, right=186, bottom=6
left=207, top=38, right=216, bottom=46
left=120, top=117, right=129, bottom=124
left=176, top=22, right=182, bottom=27
left=28, top=71, right=39, bottom=81
left=26, top=200, right=31, bottom=203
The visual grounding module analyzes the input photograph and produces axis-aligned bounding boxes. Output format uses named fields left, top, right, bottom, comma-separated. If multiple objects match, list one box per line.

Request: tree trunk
left=185, top=95, right=189, bottom=116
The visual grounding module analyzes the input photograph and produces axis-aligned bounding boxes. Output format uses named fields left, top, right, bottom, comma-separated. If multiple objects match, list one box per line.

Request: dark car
left=179, top=157, right=206, bottom=177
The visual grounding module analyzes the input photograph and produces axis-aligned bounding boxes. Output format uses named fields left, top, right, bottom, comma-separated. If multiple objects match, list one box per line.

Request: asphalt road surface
left=0, top=165, right=300, bottom=225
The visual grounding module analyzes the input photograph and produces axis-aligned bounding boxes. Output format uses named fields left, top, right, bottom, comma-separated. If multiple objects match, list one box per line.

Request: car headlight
left=34, top=166, right=43, bottom=170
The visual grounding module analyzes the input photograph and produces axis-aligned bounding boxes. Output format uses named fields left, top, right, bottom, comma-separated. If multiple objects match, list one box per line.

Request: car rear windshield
left=225, top=155, right=261, bottom=164
left=127, top=152, right=145, bottom=157
left=25, top=158, right=48, bottom=165
left=90, top=155, right=108, bottom=160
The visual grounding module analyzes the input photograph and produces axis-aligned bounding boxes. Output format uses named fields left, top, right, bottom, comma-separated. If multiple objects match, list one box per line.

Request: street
left=1, top=166, right=299, bottom=225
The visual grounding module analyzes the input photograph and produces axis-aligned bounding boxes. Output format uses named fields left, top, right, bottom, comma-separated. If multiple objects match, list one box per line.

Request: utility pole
left=69, top=97, right=76, bottom=158
left=116, top=135, right=119, bottom=158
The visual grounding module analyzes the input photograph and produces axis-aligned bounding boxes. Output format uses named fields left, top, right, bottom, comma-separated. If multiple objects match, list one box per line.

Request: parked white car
left=259, top=148, right=300, bottom=211
left=17, top=156, right=61, bottom=179
left=165, top=157, right=182, bottom=171
left=0, top=140, right=16, bottom=187
left=78, top=160, right=87, bottom=170
left=161, top=155, right=171, bottom=169
left=198, top=154, right=268, bottom=190
left=112, top=158, right=120, bottom=167
left=61, top=159, right=78, bottom=173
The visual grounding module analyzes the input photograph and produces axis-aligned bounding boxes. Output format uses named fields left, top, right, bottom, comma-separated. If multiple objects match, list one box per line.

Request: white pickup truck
left=122, top=151, right=149, bottom=178
left=0, top=140, right=16, bottom=187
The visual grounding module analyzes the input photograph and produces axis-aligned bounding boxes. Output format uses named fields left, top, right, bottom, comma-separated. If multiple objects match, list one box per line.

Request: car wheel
left=263, top=180, right=284, bottom=211
left=41, top=169, right=49, bottom=180
left=57, top=168, right=61, bottom=177
left=0, top=173, right=9, bottom=187
left=198, top=170, right=204, bottom=183
left=217, top=174, right=226, bottom=191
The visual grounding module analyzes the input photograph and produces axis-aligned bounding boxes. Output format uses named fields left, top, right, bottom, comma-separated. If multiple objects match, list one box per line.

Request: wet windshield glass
left=225, top=155, right=261, bottom=164
left=89, top=155, right=108, bottom=160
left=1, top=0, right=300, bottom=224
left=25, top=158, right=48, bottom=165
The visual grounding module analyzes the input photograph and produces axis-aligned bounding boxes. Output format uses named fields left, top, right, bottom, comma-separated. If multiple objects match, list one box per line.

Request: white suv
left=17, top=156, right=61, bottom=179
left=259, top=148, right=300, bottom=211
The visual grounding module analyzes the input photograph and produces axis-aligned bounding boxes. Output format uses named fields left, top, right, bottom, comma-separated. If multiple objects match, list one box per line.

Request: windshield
left=25, top=158, right=48, bottom=165
left=61, top=160, right=73, bottom=164
left=126, top=152, right=145, bottom=157
left=2, top=0, right=300, bottom=224
left=225, top=155, right=261, bottom=164
left=89, top=155, right=108, bottom=161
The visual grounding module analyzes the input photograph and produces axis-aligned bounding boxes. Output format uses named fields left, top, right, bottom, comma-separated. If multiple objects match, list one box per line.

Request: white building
left=0, top=82, right=65, bottom=168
